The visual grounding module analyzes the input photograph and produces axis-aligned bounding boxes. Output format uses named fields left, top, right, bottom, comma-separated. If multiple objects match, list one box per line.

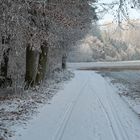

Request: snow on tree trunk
left=36, top=43, right=48, bottom=85
left=25, top=44, right=39, bottom=88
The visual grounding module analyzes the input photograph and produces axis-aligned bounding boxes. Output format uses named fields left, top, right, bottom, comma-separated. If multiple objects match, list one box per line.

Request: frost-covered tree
left=0, top=0, right=97, bottom=88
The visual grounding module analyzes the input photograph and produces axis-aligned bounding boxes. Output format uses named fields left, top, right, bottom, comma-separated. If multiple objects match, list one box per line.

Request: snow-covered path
left=12, top=71, right=140, bottom=140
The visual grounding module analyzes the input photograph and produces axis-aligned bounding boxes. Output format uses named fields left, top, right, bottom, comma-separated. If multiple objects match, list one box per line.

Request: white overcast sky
left=97, top=0, right=140, bottom=24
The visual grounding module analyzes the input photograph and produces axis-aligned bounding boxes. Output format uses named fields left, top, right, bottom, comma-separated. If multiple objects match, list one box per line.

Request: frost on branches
left=0, top=0, right=97, bottom=89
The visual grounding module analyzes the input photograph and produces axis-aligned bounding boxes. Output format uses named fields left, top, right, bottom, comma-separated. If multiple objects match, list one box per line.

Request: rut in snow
left=12, top=71, right=140, bottom=140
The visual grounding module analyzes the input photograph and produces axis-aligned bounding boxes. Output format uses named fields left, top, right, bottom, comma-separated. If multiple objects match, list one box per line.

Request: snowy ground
left=0, top=70, right=74, bottom=140
left=100, top=71, right=140, bottom=116
left=68, top=60, right=140, bottom=70
left=68, top=61, right=140, bottom=116
left=1, top=61, right=140, bottom=140
left=11, top=70, right=140, bottom=140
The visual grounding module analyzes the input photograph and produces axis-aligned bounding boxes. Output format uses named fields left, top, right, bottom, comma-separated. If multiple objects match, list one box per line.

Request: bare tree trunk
left=62, top=54, right=67, bottom=69
left=25, top=44, right=39, bottom=88
left=0, top=48, right=12, bottom=87
left=35, top=44, right=48, bottom=85
left=0, top=34, right=12, bottom=87
left=0, top=48, right=10, bottom=77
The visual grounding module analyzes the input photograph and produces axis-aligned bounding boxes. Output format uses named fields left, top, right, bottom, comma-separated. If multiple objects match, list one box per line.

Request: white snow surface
left=68, top=60, right=140, bottom=69
left=12, top=71, right=140, bottom=140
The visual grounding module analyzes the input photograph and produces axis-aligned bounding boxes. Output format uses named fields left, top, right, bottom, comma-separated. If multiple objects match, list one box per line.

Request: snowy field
left=68, top=60, right=140, bottom=70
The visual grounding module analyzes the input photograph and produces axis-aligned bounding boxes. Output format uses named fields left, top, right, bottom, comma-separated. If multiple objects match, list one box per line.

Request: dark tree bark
left=1, top=35, right=11, bottom=77
left=35, top=43, right=48, bottom=85
left=0, top=34, right=12, bottom=87
left=0, top=48, right=12, bottom=87
left=0, top=48, right=10, bottom=77
left=25, top=44, right=40, bottom=88
left=62, top=54, right=67, bottom=69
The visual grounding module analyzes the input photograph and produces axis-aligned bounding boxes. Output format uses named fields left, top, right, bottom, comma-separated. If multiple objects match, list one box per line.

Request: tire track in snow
left=103, top=82, right=130, bottom=140
left=90, top=72, right=129, bottom=140
left=107, top=99, right=130, bottom=140
left=89, top=86, right=118, bottom=140
left=11, top=71, right=140, bottom=140
left=105, top=78, right=140, bottom=139
left=52, top=78, right=89, bottom=140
